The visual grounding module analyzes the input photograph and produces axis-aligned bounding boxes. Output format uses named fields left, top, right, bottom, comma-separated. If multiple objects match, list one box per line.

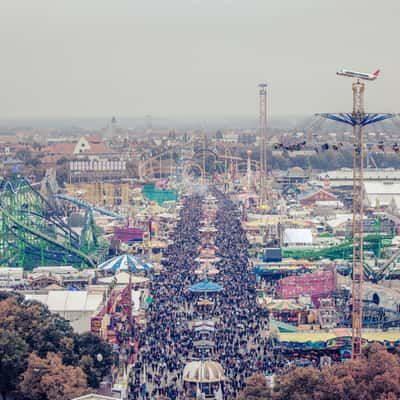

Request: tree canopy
left=0, top=291, right=115, bottom=399
left=0, top=329, right=28, bottom=400
left=20, top=352, right=88, bottom=400
left=240, top=344, right=400, bottom=400
left=238, top=373, right=272, bottom=400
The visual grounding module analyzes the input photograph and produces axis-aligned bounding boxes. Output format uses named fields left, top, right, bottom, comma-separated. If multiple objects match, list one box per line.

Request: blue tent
left=189, top=280, right=224, bottom=293
left=98, top=254, right=153, bottom=273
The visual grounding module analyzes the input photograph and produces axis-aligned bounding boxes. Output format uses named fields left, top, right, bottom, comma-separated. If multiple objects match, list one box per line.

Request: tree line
left=238, top=343, right=400, bottom=400
left=0, top=292, right=115, bottom=400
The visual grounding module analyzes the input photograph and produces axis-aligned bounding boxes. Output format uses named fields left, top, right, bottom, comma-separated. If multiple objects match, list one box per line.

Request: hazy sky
left=0, top=0, right=399, bottom=120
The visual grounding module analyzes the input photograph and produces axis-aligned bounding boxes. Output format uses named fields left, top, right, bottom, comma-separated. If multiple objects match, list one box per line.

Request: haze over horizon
left=1, top=0, right=399, bottom=121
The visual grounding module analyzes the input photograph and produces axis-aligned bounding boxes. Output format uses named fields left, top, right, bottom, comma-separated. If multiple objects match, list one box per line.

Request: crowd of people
left=128, top=189, right=287, bottom=399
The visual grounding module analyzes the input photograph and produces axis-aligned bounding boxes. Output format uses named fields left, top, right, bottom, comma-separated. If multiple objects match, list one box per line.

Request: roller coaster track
left=0, top=205, right=96, bottom=267
left=56, top=194, right=124, bottom=219
left=375, top=248, right=400, bottom=281
left=139, top=140, right=195, bottom=180
left=139, top=139, right=246, bottom=180
left=0, top=179, right=99, bottom=268
left=282, top=234, right=394, bottom=282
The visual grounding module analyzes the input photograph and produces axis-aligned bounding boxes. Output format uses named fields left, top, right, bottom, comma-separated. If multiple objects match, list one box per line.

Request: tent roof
left=97, top=254, right=153, bottom=273
left=189, top=280, right=224, bottom=293
left=25, top=290, right=102, bottom=312
left=265, top=300, right=303, bottom=311
left=283, top=228, right=313, bottom=244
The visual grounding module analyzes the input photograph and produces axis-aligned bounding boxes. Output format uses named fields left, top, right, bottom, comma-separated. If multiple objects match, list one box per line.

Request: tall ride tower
left=319, top=76, right=393, bottom=358
left=259, top=82, right=268, bottom=204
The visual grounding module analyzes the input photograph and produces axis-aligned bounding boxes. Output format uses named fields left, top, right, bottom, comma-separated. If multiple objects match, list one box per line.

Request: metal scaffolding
left=0, top=179, right=106, bottom=268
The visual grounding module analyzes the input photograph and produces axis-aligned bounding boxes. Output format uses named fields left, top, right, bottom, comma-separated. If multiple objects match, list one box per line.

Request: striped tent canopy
left=265, top=300, right=303, bottom=312
left=98, top=254, right=153, bottom=273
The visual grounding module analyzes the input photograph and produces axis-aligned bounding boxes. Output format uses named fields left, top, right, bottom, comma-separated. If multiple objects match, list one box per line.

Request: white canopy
left=283, top=228, right=312, bottom=245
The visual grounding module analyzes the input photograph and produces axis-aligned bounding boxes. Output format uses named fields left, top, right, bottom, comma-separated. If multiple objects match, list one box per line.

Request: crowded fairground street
left=3, top=11, right=400, bottom=397
left=128, top=189, right=275, bottom=399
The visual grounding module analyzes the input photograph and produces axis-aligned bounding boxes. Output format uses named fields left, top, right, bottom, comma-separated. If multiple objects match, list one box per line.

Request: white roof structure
left=72, top=395, right=117, bottom=400
left=0, top=267, right=23, bottom=278
left=283, top=228, right=313, bottom=245
left=32, top=266, right=77, bottom=275
left=364, top=181, right=400, bottom=208
left=183, top=360, right=225, bottom=383
left=326, top=214, right=353, bottom=230
left=25, top=290, right=103, bottom=313
left=320, top=168, right=400, bottom=182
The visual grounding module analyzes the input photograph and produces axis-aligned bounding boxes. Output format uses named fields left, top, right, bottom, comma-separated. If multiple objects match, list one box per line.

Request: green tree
left=273, top=344, right=400, bottom=400
left=0, top=292, right=115, bottom=395
left=274, top=366, right=327, bottom=400
left=74, top=332, right=115, bottom=388
left=0, top=329, right=28, bottom=400
left=19, top=352, right=88, bottom=400
left=0, top=297, right=74, bottom=357
left=238, top=373, right=272, bottom=400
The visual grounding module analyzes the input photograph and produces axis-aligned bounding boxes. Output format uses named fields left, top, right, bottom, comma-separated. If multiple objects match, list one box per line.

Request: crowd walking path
left=129, top=190, right=283, bottom=399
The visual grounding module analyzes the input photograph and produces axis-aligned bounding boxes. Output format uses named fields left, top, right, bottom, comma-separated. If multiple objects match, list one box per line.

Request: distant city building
left=238, top=132, right=257, bottom=145
left=221, top=131, right=239, bottom=143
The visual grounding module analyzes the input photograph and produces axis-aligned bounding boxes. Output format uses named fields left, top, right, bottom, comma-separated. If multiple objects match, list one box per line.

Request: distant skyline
left=1, top=0, right=399, bottom=120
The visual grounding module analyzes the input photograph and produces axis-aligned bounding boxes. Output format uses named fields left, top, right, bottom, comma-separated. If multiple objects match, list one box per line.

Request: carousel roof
left=189, top=280, right=224, bottom=293
left=97, top=255, right=153, bottom=273
left=97, top=272, right=149, bottom=285
left=183, top=360, right=225, bottom=383
left=265, top=299, right=303, bottom=311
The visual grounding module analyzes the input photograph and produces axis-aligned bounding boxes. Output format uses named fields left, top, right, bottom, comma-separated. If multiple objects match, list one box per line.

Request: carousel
left=189, top=280, right=224, bottom=294
left=183, top=360, right=225, bottom=399
left=97, top=254, right=153, bottom=275
left=263, top=299, right=305, bottom=325
left=203, top=194, right=219, bottom=209
left=189, top=280, right=223, bottom=311
left=193, top=319, right=216, bottom=354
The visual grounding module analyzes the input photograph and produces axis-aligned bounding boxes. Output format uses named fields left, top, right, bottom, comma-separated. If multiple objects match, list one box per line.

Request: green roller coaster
left=282, top=234, right=393, bottom=261
left=282, top=234, right=395, bottom=281
left=0, top=179, right=107, bottom=269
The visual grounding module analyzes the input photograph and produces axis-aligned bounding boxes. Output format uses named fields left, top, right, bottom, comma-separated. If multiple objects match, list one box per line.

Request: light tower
left=259, top=82, right=268, bottom=204
left=318, top=74, right=394, bottom=358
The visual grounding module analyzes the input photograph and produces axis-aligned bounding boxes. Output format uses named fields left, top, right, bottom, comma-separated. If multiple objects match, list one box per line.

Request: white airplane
left=336, top=68, right=380, bottom=81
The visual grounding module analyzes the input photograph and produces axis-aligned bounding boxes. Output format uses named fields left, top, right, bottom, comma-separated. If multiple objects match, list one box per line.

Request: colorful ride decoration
left=97, top=254, right=153, bottom=274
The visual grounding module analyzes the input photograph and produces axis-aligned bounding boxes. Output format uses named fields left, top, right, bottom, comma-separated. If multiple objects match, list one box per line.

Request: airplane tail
left=373, top=69, right=380, bottom=77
